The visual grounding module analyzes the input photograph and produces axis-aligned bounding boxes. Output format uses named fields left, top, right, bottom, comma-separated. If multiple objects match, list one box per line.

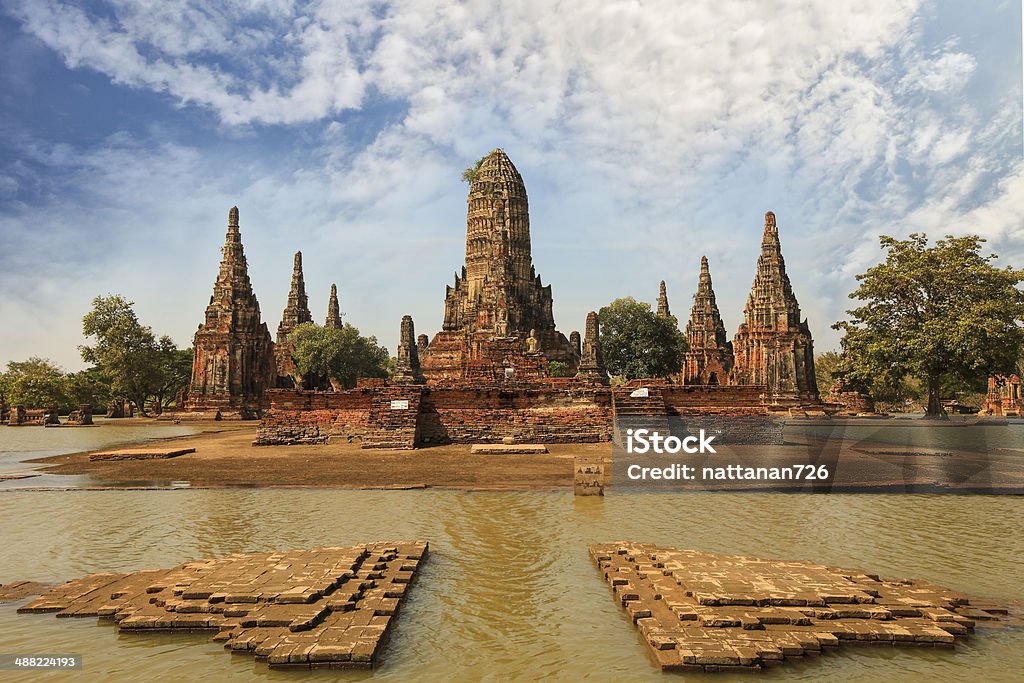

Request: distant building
left=184, top=207, right=275, bottom=417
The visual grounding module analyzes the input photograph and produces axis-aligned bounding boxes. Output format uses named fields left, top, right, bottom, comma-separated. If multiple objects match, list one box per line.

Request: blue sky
left=0, top=0, right=1021, bottom=370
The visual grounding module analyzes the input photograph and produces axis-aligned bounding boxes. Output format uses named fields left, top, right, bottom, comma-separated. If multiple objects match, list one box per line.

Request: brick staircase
left=612, top=386, right=671, bottom=444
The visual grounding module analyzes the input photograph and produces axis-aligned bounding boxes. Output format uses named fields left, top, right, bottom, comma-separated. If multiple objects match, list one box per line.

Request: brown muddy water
left=0, top=489, right=1022, bottom=681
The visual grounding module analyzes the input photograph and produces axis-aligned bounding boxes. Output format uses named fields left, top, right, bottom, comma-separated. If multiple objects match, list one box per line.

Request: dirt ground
left=33, top=427, right=609, bottom=490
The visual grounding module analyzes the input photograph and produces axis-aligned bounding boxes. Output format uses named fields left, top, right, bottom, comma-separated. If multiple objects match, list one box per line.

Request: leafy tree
left=80, top=294, right=189, bottom=416
left=289, top=323, right=390, bottom=390
left=834, top=234, right=1024, bottom=417
left=814, top=351, right=842, bottom=396
left=547, top=360, right=571, bottom=378
left=597, top=297, right=688, bottom=380
left=64, top=366, right=114, bottom=409
left=153, top=343, right=193, bottom=410
left=1, top=358, right=70, bottom=409
left=461, top=154, right=488, bottom=184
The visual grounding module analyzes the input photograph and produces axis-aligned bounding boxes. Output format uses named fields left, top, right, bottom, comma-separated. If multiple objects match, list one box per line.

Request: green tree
left=547, top=360, right=571, bottom=378
left=80, top=295, right=189, bottom=416
left=834, top=234, right=1024, bottom=417
left=1, top=358, right=70, bottom=409
left=153, top=343, right=194, bottom=410
left=814, top=351, right=842, bottom=396
left=461, top=154, right=488, bottom=184
left=289, top=323, right=390, bottom=390
left=597, top=297, right=688, bottom=380
left=64, top=366, right=114, bottom=409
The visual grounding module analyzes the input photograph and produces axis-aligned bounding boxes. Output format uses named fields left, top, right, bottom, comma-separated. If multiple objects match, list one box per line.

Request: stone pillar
left=656, top=280, right=671, bottom=318
left=416, top=334, right=429, bottom=354
left=576, top=311, right=607, bottom=383
left=8, top=405, right=26, bottom=425
left=570, top=331, right=582, bottom=358
left=574, top=457, right=605, bottom=496
left=325, top=283, right=343, bottom=329
left=394, top=315, right=426, bottom=385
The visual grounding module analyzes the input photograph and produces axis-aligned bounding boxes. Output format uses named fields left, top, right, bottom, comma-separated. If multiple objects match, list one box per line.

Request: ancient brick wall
left=256, top=389, right=376, bottom=445
left=419, top=386, right=613, bottom=445
left=661, top=385, right=766, bottom=410
left=256, top=385, right=614, bottom=446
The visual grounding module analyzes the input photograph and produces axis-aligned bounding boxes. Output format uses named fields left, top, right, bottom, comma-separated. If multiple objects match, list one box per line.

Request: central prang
left=420, top=149, right=578, bottom=381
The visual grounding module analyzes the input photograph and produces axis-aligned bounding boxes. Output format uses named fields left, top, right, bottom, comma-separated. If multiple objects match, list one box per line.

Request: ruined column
left=575, top=311, right=607, bottom=383
left=416, top=334, right=429, bottom=353
left=185, top=206, right=276, bottom=414
left=394, top=315, right=425, bottom=385
left=656, top=280, right=671, bottom=318
left=731, top=211, right=819, bottom=403
left=570, top=330, right=582, bottom=358
left=683, top=256, right=734, bottom=385
left=325, top=284, right=343, bottom=329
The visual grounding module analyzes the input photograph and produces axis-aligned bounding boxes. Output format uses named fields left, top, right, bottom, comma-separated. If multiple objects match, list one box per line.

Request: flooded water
left=0, top=419, right=201, bottom=488
left=0, top=426, right=1023, bottom=681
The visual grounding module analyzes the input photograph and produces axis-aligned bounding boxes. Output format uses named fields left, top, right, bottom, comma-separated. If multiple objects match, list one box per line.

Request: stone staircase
left=612, top=386, right=671, bottom=444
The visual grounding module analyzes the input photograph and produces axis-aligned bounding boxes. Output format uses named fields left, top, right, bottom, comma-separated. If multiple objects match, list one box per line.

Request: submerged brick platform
left=590, top=543, right=1020, bottom=672
left=89, top=447, right=196, bottom=461
left=17, top=542, right=428, bottom=669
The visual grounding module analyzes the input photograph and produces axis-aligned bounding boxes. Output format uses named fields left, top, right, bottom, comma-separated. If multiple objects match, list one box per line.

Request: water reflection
left=0, top=490, right=1022, bottom=681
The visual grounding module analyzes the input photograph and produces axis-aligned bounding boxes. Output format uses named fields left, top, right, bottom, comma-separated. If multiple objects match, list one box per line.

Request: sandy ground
left=32, top=427, right=608, bottom=490
left=24, top=421, right=1024, bottom=492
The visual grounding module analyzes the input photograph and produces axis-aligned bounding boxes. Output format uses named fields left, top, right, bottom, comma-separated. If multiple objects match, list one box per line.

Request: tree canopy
left=597, top=297, right=688, bottom=380
left=289, top=323, right=390, bottom=390
left=80, top=294, right=191, bottom=415
left=0, top=358, right=70, bottom=409
left=834, top=233, right=1024, bottom=416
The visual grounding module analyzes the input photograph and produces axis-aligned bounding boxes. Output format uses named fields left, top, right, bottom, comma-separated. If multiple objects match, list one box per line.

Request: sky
left=0, top=0, right=1021, bottom=371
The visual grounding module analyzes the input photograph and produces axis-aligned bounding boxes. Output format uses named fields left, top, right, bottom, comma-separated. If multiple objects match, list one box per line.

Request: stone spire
left=732, top=212, right=819, bottom=402
left=421, top=148, right=576, bottom=381
left=325, top=284, right=343, bottom=329
left=186, top=206, right=275, bottom=414
left=743, top=211, right=803, bottom=332
left=440, top=148, right=558, bottom=337
left=570, top=330, right=582, bottom=358
left=657, top=280, right=671, bottom=318
left=575, top=311, right=607, bottom=383
left=273, top=251, right=314, bottom=387
left=683, top=256, right=734, bottom=385
left=277, top=251, right=312, bottom=343
left=394, top=315, right=425, bottom=384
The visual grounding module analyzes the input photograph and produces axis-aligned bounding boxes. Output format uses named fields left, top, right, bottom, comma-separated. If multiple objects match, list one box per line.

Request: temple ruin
left=325, top=284, right=343, bottom=329
left=419, top=149, right=577, bottom=381
left=982, top=374, right=1023, bottom=416
left=682, top=257, right=735, bottom=386
left=274, top=251, right=313, bottom=388
left=730, top=212, right=819, bottom=404
left=183, top=207, right=276, bottom=417
left=174, top=152, right=827, bottom=438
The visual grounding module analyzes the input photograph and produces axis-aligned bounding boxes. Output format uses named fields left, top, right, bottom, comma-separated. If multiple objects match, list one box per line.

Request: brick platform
left=89, top=448, right=196, bottom=461
left=18, top=542, right=428, bottom=670
left=590, top=543, right=1021, bottom=672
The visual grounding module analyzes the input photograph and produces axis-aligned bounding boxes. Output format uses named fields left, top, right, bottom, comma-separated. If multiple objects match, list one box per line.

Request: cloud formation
left=0, top=0, right=1021, bottom=369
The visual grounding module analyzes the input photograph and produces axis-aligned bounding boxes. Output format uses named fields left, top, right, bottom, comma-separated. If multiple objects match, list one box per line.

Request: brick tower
left=185, top=207, right=276, bottom=415
left=683, top=256, right=734, bottom=385
left=731, top=212, right=819, bottom=402
left=421, top=149, right=576, bottom=381
left=274, top=251, right=313, bottom=387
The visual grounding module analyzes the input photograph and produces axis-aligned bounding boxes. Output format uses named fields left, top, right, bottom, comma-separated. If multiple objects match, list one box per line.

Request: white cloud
left=0, top=0, right=1020, bottom=365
